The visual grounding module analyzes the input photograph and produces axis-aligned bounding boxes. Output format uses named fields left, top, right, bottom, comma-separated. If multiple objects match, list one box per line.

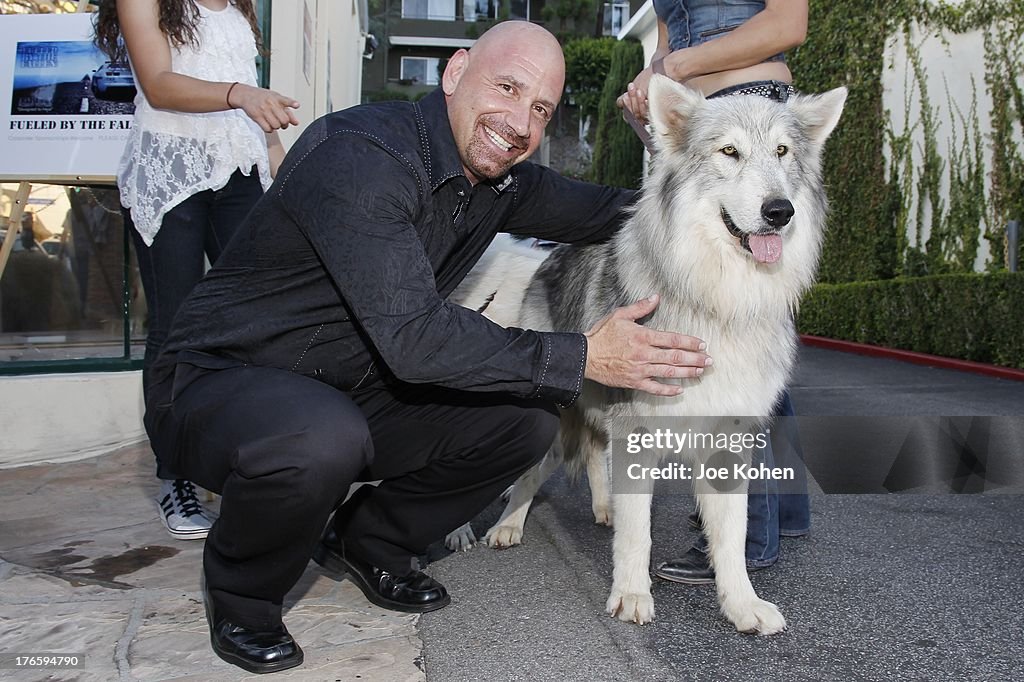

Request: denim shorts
left=652, top=0, right=786, bottom=61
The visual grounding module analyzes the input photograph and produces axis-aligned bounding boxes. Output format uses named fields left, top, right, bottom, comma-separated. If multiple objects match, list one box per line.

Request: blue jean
left=127, top=168, right=263, bottom=477
left=693, top=390, right=810, bottom=567
left=771, top=389, right=811, bottom=537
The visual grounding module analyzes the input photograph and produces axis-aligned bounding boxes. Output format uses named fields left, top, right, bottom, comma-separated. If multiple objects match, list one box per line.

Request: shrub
left=589, top=39, right=645, bottom=189
left=798, top=272, right=1024, bottom=368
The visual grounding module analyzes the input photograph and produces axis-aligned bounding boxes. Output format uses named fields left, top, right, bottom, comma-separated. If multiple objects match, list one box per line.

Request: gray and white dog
left=449, top=75, right=846, bottom=633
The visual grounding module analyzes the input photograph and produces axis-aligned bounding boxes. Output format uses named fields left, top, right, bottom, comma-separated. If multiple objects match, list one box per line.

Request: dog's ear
left=647, top=75, right=704, bottom=152
left=789, top=87, right=848, bottom=147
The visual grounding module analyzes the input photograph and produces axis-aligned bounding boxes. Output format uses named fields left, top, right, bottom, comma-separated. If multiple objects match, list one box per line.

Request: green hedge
left=589, top=39, right=645, bottom=190
left=563, top=37, right=616, bottom=122
left=797, top=273, right=1024, bottom=368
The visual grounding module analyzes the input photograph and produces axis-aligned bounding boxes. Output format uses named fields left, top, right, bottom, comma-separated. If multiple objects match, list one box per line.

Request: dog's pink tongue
left=749, top=234, right=783, bottom=263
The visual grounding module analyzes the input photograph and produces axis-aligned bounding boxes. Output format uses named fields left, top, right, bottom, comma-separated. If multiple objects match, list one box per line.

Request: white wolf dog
left=448, top=75, right=846, bottom=633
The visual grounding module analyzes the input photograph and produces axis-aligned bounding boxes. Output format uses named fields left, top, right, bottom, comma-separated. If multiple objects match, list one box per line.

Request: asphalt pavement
left=11, top=81, right=132, bottom=117
left=1, top=346, right=1020, bottom=681
left=417, top=346, right=1024, bottom=682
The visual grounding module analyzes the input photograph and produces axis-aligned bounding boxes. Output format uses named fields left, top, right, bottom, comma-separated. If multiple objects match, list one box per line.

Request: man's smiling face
left=443, top=22, right=565, bottom=185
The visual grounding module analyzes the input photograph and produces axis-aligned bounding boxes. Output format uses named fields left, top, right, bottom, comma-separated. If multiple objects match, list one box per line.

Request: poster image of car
left=11, top=40, right=136, bottom=116
left=1, top=13, right=135, bottom=182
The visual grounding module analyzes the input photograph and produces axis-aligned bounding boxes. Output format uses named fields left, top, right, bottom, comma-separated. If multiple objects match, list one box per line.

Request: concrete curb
left=799, top=334, right=1024, bottom=382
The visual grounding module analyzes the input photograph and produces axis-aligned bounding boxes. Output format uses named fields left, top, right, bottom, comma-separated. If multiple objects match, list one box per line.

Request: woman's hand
left=118, top=0, right=302, bottom=125
left=617, top=23, right=674, bottom=125
left=617, top=64, right=656, bottom=124
left=229, top=84, right=300, bottom=133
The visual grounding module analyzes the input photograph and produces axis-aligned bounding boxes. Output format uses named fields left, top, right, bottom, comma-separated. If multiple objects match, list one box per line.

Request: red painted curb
left=798, top=334, right=1024, bottom=382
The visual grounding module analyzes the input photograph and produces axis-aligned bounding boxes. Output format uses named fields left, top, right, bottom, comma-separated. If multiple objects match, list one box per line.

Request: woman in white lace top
left=94, top=0, right=299, bottom=540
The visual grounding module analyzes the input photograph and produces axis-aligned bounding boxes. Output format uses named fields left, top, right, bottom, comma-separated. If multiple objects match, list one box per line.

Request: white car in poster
left=92, top=61, right=136, bottom=100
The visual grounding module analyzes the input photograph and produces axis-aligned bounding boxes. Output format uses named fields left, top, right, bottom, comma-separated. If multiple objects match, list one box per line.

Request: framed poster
left=1, top=13, right=135, bottom=183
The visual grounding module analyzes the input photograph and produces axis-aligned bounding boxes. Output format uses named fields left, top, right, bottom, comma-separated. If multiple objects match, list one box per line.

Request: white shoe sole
left=155, top=501, right=212, bottom=540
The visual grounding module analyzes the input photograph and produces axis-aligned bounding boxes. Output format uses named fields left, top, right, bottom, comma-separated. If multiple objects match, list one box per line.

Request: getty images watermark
left=610, top=417, right=806, bottom=495
left=610, top=416, right=1024, bottom=495
left=623, top=428, right=794, bottom=483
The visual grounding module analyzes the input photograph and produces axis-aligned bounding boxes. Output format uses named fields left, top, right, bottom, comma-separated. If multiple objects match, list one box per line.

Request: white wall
left=0, top=371, right=146, bottom=468
left=620, top=1, right=658, bottom=66
left=881, top=24, right=1018, bottom=271
left=269, top=0, right=366, bottom=149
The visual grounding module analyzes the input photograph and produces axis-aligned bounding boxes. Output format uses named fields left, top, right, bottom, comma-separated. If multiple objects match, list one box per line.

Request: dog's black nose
left=761, top=199, right=795, bottom=227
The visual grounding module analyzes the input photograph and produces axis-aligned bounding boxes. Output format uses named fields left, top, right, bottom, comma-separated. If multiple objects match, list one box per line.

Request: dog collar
left=622, top=79, right=798, bottom=155
left=706, top=80, right=796, bottom=103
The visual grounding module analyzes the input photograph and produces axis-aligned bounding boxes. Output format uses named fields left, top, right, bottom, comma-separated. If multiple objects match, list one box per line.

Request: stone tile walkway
left=0, top=444, right=425, bottom=681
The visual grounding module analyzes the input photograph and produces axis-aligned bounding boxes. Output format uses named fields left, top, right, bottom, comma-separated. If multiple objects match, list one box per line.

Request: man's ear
left=442, top=49, right=470, bottom=96
left=647, top=75, right=705, bottom=153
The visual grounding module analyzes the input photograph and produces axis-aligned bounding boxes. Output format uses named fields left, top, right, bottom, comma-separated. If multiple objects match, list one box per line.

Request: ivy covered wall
left=790, top=0, right=1024, bottom=283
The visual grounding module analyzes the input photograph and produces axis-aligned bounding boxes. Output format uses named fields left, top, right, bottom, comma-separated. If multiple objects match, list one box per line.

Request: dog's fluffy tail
left=448, top=235, right=551, bottom=327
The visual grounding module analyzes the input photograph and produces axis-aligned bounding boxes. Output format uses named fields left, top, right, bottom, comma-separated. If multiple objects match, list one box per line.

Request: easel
left=0, top=0, right=93, bottom=281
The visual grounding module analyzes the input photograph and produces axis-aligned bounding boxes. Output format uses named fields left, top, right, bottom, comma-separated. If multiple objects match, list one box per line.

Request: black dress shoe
left=654, top=546, right=770, bottom=585
left=203, top=588, right=303, bottom=674
left=654, top=546, right=716, bottom=584
left=313, top=528, right=451, bottom=613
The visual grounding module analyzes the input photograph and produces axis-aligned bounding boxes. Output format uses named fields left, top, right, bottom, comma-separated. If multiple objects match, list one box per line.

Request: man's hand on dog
left=584, top=295, right=712, bottom=396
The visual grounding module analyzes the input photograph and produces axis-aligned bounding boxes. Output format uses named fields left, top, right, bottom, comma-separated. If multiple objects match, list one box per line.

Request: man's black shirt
left=153, top=89, right=635, bottom=406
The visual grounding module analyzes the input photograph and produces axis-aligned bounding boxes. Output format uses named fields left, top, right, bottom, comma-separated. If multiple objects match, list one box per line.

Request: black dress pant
left=146, top=361, right=558, bottom=629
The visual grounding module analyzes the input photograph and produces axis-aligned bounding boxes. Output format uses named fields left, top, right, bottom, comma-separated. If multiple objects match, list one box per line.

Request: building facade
left=362, top=0, right=640, bottom=100
left=0, top=0, right=368, bottom=466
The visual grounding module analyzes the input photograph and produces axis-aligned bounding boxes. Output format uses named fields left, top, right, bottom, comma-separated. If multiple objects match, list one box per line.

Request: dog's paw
left=721, top=597, right=786, bottom=635
left=444, top=523, right=476, bottom=552
left=484, top=523, right=523, bottom=548
left=592, top=504, right=613, bottom=527
left=606, top=590, right=655, bottom=625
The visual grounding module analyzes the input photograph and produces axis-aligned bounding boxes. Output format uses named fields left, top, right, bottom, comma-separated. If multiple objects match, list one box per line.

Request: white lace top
left=118, top=1, right=271, bottom=245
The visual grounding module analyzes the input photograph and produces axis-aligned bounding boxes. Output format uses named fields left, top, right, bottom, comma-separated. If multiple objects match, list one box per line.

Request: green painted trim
left=0, top=358, right=144, bottom=376
left=258, top=0, right=272, bottom=89
left=122, top=205, right=132, bottom=353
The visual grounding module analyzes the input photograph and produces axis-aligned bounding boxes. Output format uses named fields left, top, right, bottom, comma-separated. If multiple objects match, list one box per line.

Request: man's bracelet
left=226, top=81, right=239, bottom=109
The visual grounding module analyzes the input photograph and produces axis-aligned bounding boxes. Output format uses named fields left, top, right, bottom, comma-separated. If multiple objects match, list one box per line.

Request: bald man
left=144, top=21, right=709, bottom=673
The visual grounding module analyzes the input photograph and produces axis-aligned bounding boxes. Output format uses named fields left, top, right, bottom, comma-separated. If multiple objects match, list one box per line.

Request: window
left=401, top=0, right=456, bottom=20
left=603, top=3, right=630, bottom=36
left=509, top=0, right=528, bottom=20
left=464, top=0, right=499, bottom=21
left=0, top=184, right=144, bottom=371
left=400, top=56, right=440, bottom=86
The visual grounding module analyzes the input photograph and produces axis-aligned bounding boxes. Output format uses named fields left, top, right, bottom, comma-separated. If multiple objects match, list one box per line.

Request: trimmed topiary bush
left=798, top=272, right=1024, bottom=368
